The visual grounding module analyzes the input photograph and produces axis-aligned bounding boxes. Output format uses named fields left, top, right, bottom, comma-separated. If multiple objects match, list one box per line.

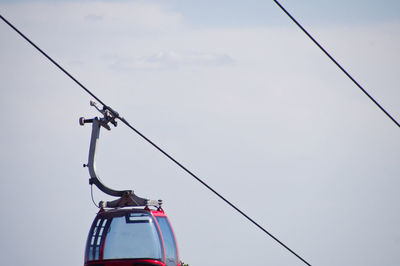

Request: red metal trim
left=85, top=258, right=165, bottom=266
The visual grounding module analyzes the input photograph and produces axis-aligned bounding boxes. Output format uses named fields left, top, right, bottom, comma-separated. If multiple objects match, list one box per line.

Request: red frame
left=84, top=208, right=180, bottom=266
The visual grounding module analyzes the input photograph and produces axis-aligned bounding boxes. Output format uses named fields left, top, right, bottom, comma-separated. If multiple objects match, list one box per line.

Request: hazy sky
left=1, top=1, right=399, bottom=265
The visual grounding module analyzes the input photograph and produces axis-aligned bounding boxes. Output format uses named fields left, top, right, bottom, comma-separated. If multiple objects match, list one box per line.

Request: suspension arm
left=79, top=103, right=160, bottom=209
left=81, top=116, right=129, bottom=197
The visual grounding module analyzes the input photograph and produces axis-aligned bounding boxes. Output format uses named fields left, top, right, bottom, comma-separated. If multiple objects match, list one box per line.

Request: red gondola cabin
left=85, top=208, right=180, bottom=266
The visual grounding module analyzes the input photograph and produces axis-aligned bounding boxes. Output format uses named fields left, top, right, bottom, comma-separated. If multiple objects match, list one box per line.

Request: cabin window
left=102, top=213, right=163, bottom=261
left=156, top=217, right=178, bottom=266
left=88, top=218, right=109, bottom=261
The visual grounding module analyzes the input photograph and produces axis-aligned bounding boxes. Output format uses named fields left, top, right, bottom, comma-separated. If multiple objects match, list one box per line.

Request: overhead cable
left=0, top=14, right=106, bottom=107
left=0, top=14, right=312, bottom=266
left=273, top=0, right=400, bottom=128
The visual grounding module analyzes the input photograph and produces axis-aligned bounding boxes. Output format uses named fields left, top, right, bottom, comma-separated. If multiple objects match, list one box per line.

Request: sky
left=0, top=0, right=399, bottom=265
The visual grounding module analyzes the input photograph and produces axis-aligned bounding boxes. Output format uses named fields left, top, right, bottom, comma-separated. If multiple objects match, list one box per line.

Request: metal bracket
left=80, top=101, right=160, bottom=208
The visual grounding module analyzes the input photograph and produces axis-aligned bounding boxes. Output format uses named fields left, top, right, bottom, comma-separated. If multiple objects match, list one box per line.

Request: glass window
left=156, top=217, right=178, bottom=266
left=88, top=218, right=108, bottom=261
left=103, top=213, right=163, bottom=261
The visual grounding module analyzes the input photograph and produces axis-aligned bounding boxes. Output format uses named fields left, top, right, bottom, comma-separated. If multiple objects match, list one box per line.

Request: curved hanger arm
left=82, top=116, right=129, bottom=197
left=79, top=103, right=161, bottom=209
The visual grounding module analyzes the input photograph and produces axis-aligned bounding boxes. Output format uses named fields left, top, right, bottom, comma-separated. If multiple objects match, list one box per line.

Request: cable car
left=84, top=208, right=179, bottom=266
left=80, top=103, right=180, bottom=266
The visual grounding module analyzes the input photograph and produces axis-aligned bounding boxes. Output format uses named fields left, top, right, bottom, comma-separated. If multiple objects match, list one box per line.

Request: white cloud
left=84, top=14, right=104, bottom=22
left=105, top=50, right=235, bottom=70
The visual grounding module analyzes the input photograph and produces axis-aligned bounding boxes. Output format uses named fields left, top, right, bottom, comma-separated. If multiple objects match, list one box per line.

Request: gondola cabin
left=85, top=208, right=180, bottom=266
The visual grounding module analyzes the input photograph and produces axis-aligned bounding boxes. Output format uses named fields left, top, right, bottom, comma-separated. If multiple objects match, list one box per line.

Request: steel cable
left=273, top=0, right=399, bottom=128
